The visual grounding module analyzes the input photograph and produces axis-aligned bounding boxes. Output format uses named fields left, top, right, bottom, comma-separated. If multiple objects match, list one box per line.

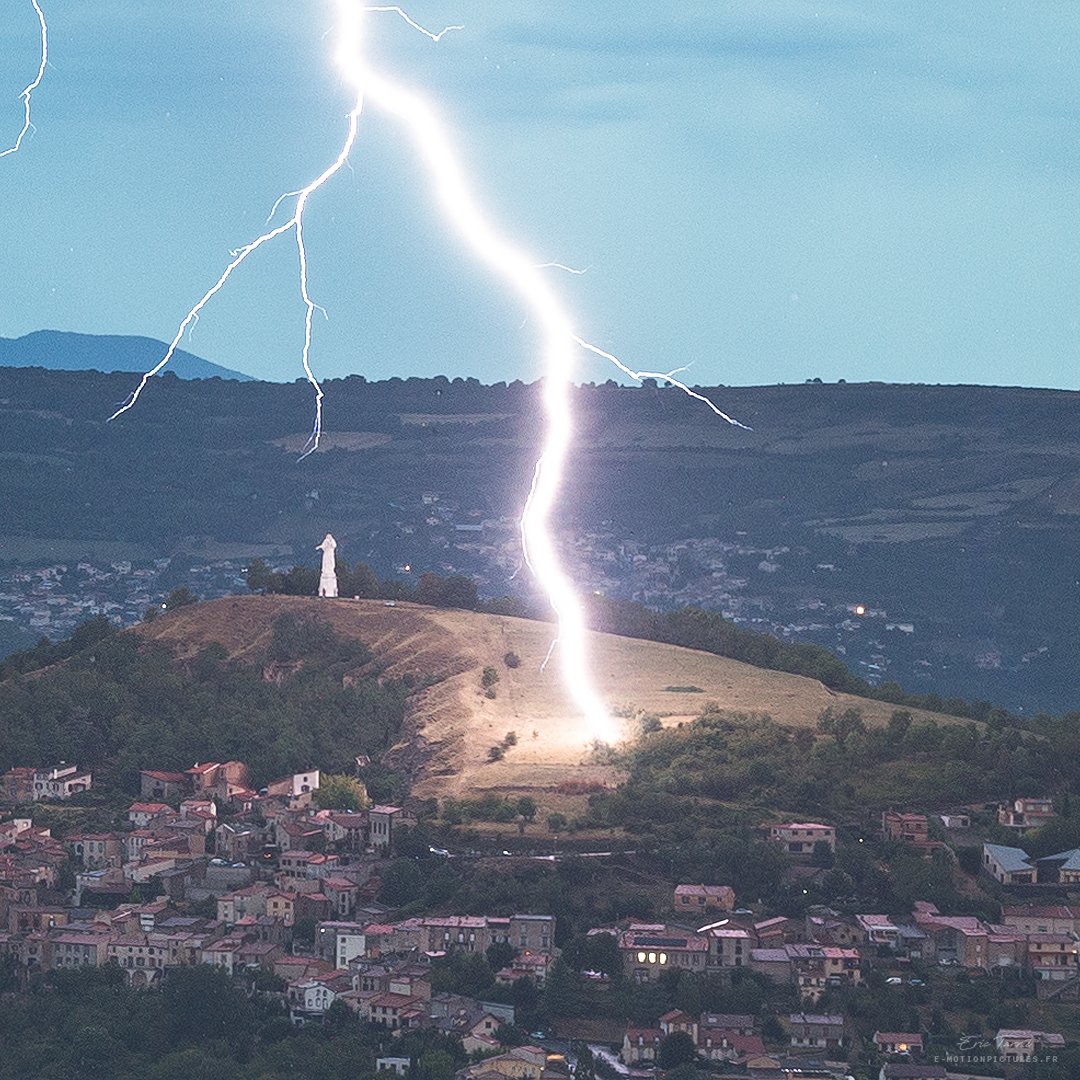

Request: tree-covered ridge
left=0, top=964, right=468, bottom=1080
left=0, top=612, right=410, bottom=789
left=602, top=705, right=1079, bottom=824
left=578, top=703, right=1080, bottom=912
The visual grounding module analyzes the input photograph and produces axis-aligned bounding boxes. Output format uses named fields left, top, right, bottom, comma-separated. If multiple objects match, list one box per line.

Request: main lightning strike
left=1, top=0, right=48, bottom=160
left=113, top=1, right=745, bottom=744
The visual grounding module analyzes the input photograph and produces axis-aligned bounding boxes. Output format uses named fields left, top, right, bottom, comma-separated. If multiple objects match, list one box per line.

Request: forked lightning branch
left=7, top=1, right=744, bottom=743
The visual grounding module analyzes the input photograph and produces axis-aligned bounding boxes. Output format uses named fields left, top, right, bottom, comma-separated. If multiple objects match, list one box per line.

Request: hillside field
left=137, top=595, right=960, bottom=813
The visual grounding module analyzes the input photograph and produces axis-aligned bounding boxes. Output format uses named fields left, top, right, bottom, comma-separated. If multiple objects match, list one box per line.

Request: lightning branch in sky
left=111, top=1, right=746, bottom=744
left=1, top=0, right=48, bottom=160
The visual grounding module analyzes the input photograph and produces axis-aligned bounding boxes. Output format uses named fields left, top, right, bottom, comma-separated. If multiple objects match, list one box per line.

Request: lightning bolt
left=1, top=0, right=48, bottom=160
left=110, top=1, right=747, bottom=744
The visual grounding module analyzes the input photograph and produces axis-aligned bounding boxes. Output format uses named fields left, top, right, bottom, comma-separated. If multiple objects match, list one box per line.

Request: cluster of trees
left=580, top=701, right=1080, bottom=912
left=441, top=794, right=535, bottom=825
left=0, top=613, right=409, bottom=792
left=0, top=964, right=470, bottom=1080
left=248, top=559, right=479, bottom=611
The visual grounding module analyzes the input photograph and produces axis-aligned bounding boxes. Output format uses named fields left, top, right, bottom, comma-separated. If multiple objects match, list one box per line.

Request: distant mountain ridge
left=0, top=330, right=252, bottom=381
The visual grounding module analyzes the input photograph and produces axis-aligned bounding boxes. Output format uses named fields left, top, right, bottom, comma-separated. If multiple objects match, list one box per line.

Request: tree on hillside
left=163, top=587, right=198, bottom=611
left=658, top=1032, right=697, bottom=1069
left=486, top=941, right=516, bottom=974
left=337, top=560, right=380, bottom=599
left=314, top=774, right=370, bottom=811
left=379, top=858, right=423, bottom=906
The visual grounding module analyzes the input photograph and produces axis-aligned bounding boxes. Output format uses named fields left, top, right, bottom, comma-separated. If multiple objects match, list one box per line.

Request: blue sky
left=1, top=1, right=1078, bottom=388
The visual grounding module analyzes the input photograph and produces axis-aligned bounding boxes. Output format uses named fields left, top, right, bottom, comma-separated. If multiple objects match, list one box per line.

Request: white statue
left=316, top=533, right=338, bottom=598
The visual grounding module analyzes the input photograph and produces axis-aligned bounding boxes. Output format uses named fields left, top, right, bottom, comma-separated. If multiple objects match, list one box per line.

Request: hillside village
left=3, top=751, right=1079, bottom=1079
left=0, top=514, right=933, bottom=698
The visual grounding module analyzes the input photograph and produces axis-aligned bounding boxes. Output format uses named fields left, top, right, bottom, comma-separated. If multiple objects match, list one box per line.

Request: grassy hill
left=135, top=595, right=963, bottom=811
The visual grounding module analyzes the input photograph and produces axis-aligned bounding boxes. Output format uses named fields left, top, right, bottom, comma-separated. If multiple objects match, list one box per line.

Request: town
left=3, top=753, right=1078, bottom=1079
left=0, top=513, right=936, bottom=699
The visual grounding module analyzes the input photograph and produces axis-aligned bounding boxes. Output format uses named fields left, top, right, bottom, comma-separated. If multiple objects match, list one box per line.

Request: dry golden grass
left=136, top=595, right=960, bottom=810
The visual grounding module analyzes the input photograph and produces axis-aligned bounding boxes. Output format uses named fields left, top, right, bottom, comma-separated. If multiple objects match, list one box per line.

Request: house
left=620, top=1027, right=662, bottom=1065
left=985, top=925, right=1026, bottom=969
left=873, top=1031, right=924, bottom=1056
left=673, top=884, right=735, bottom=916
left=1001, top=904, right=1080, bottom=936
left=788, top=1012, right=844, bottom=1051
left=267, top=770, right=321, bottom=799
left=750, top=947, right=792, bottom=984
left=266, top=892, right=296, bottom=925
left=47, top=931, right=110, bottom=970
left=139, top=770, right=186, bottom=801
left=289, top=975, right=349, bottom=1024
left=369, top=805, right=403, bottom=851
left=376, top=1058, right=411, bottom=1076
left=316, top=921, right=367, bottom=968
left=66, top=833, right=123, bottom=869
left=238, top=940, right=283, bottom=971
left=697, top=1029, right=764, bottom=1064
left=769, top=822, right=835, bottom=856
left=458, top=1047, right=547, bottom=1080
left=32, top=764, right=92, bottom=801
left=507, top=914, right=555, bottom=952
left=1036, top=847, right=1080, bottom=885
left=462, top=1011, right=504, bottom=1053
left=325, top=811, right=369, bottom=851
left=1025, top=933, right=1079, bottom=981
left=186, top=762, right=223, bottom=794
left=215, top=822, right=259, bottom=862
left=699, top=1013, right=754, bottom=1035
left=995, top=1029, right=1065, bottom=1063
left=1, top=767, right=35, bottom=803
left=855, top=914, right=900, bottom=947
left=617, top=923, right=709, bottom=981
left=912, top=906, right=991, bottom=969
left=821, top=946, right=861, bottom=987
left=495, top=951, right=553, bottom=988
left=659, top=1008, right=698, bottom=1041
left=365, top=991, right=425, bottom=1030
left=806, top=912, right=861, bottom=947
left=127, top=802, right=171, bottom=828
left=708, top=926, right=752, bottom=968
left=106, top=933, right=168, bottom=987
left=983, top=843, right=1035, bottom=885
left=882, top=811, right=930, bottom=846
left=998, top=797, right=1056, bottom=833
left=322, top=877, right=360, bottom=918
left=179, top=798, right=216, bottom=826
left=202, top=937, right=245, bottom=976
left=754, top=915, right=799, bottom=945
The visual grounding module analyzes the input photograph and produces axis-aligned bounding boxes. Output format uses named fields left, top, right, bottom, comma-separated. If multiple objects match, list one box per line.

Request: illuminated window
left=659, top=952, right=668, bottom=965
left=637, top=951, right=647, bottom=963
left=648, top=952, right=657, bottom=964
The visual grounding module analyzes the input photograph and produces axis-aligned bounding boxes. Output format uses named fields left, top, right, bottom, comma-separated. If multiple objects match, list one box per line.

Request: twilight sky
left=1, top=1, right=1078, bottom=388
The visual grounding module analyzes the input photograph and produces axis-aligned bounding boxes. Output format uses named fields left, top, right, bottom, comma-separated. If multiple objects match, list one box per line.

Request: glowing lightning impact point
left=112, top=1, right=747, bottom=745
left=1, top=0, right=48, bottom=160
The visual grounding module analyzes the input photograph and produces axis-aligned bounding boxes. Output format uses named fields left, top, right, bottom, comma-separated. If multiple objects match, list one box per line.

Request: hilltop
left=0, top=330, right=251, bottom=381
left=136, top=595, right=961, bottom=811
